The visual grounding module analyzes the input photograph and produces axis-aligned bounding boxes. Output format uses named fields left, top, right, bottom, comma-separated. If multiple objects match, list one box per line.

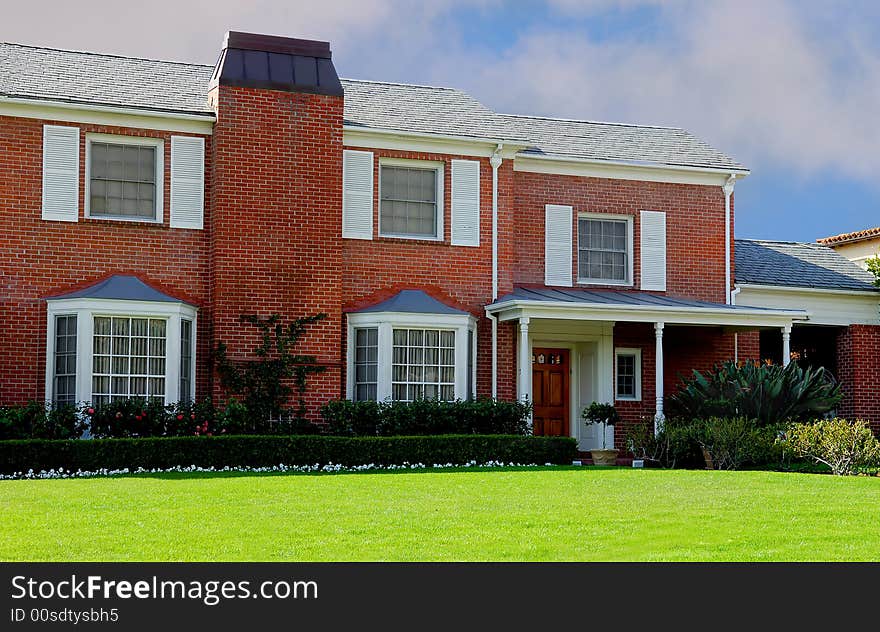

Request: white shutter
left=41, top=125, right=79, bottom=222
left=640, top=210, right=667, bottom=291
left=544, top=204, right=573, bottom=287
left=451, top=159, right=480, bottom=246
left=170, top=136, right=205, bottom=229
left=342, top=150, right=374, bottom=240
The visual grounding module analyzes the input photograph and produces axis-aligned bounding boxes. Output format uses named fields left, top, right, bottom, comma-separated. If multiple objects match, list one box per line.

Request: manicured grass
left=2, top=467, right=879, bottom=561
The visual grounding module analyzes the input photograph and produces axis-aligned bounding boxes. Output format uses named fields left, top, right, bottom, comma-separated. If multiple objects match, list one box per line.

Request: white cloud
left=2, top=0, right=879, bottom=184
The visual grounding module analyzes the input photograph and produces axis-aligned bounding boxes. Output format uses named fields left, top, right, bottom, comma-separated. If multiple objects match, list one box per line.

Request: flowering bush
left=781, top=419, right=880, bottom=476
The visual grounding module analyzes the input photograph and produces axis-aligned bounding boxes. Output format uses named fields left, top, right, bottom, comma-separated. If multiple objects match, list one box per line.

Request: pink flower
left=135, top=415, right=142, bottom=421
left=206, top=432, right=213, bottom=437
left=190, top=414, right=196, bottom=420
left=115, top=412, right=122, bottom=419
left=86, top=408, right=95, bottom=415
left=176, top=414, right=184, bottom=421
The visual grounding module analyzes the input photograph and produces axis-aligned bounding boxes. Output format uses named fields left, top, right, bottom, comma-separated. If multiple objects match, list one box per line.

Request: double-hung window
left=379, top=161, right=443, bottom=240
left=86, top=135, right=163, bottom=222
left=578, top=215, right=633, bottom=285
left=615, top=348, right=642, bottom=401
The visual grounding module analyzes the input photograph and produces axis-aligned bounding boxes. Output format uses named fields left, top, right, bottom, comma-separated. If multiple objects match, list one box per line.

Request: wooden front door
left=531, top=348, right=570, bottom=437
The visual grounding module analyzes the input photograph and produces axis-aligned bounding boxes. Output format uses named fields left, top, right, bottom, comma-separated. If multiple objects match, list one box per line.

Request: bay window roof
left=46, top=274, right=192, bottom=304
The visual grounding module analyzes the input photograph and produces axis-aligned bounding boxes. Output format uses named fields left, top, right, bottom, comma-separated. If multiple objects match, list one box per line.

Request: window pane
left=53, top=315, right=77, bottom=405
left=91, top=315, right=168, bottom=405
left=617, top=353, right=637, bottom=398
left=353, top=327, right=378, bottom=402
left=391, top=328, right=456, bottom=402
left=90, top=141, right=158, bottom=220
left=380, top=166, right=438, bottom=238
left=578, top=218, right=629, bottom=282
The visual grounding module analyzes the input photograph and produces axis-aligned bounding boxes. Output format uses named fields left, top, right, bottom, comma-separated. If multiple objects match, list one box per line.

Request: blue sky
left=4, top=0, right=879, bottom=242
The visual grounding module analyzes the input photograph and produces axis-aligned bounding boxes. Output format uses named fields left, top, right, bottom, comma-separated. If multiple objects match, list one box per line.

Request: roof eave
left=515, top=152, right=750, bottom=177
left=485, top=298, right=808, bottom=326
left=0, top=94, right=216, bottom=121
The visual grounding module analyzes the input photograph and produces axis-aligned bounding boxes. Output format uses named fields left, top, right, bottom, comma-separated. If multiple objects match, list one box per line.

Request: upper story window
left=86, top=134, right=164, bottom=223
left=578, top=215, right=633, bottom=285
left=379, top=161, right=443, bottom=240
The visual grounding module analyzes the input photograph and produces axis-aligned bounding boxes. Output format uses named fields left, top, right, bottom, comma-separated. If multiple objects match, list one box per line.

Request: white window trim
left=577, top=213, right=634, bottom=287
left=84, top=133, right=165, bottom=224
left=614, top=347, right=642, bottom=402
left=346, top=311, right=476, bottom=401
left=45, top=298, right=196, bottom=405
left=378, top=158, right=445, bottom=242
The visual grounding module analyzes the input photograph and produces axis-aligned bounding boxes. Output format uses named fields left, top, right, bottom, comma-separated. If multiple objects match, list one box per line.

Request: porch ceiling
left=486, top=287, right=808, bottom=328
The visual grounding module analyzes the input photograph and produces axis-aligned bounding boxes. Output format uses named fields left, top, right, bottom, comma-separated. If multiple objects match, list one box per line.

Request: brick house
left=1, top=31, right=877, bottom=449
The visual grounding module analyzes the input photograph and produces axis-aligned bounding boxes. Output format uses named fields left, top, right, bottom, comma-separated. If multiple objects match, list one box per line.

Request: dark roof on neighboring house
left=46, top=275, right=191, bottom=303
left=816, top=226, right=880, bottom=246
left=492, top=286, right=785, bottom=311
left=735, top=239, right=879, bottom=292
left=353, top=290, right=468, bottom=315
left=0, top=41, right=747, bottom=171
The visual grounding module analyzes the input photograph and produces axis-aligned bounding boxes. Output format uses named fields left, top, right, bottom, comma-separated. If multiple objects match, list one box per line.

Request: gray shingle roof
left=0, top=42, right=214, bottom=115
left=340, top=78, right=519, bottom=142
left=500, top=114, right=746, bottom=171
left=47, top=275, right=191, bottom=303
left=0, top=42, right=746, bottom=171
left=735, top=239, right=879, bottom=292
left=353, top=290, right=468, bottom=315
left=493, top=286, right=785, bottom=311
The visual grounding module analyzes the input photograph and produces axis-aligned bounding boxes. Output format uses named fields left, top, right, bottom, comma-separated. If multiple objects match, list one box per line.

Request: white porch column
left=518, top=316, right=531, bottom=403
left=782, top=324, right=792, bottom=367
left=654, top=321, right=665, bottom=434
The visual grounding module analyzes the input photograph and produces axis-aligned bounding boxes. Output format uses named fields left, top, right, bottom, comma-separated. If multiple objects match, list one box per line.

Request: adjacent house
left=1, top=31, right=877, bottom=450
left=817, top=227, right=880, bottom=270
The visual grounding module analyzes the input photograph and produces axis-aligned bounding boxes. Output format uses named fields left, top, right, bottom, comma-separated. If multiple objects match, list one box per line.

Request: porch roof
left=486, top=287, right=808, bottom=327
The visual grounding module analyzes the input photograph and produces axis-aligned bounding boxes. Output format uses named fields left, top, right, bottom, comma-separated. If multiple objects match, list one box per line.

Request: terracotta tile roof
left=816, top=226, right=880, bottom=246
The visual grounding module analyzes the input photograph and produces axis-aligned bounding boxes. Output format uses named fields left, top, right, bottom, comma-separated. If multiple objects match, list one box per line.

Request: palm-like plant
left=667, top=360, right=841, bottom=426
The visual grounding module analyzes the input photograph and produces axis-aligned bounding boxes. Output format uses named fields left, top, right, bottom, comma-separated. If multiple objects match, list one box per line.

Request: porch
left=486, top=287, right=808, bottom=451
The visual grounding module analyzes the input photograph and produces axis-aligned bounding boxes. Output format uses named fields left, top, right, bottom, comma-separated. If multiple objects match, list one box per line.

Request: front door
left=532, top=348, right=570, bottom=436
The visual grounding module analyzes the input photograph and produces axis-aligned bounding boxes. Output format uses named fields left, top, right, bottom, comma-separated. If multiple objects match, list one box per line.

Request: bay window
left=45, top=298, right=196, bottom=405
left=348, top=311, right=476, bottom=402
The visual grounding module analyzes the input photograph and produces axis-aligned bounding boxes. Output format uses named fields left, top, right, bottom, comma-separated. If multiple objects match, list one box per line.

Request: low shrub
left=0, top=434, right=577, bottom=474
left=782, top=419, right=880, bottom=476
left=0, top=402, right=86, bottom=440
left=664, top=417, right=782, bottom=470
left=319, top=398, right=531, bottom=436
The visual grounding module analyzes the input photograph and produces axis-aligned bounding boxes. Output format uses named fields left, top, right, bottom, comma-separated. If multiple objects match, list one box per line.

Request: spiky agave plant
left=667, top=360, right=841, bottom=426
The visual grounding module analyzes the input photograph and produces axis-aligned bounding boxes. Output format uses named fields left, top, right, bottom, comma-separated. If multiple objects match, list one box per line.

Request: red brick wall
left=513, top=171, right=729, bottom=303
left=836, top=324, right=880, bottom=433
left=0, top=114, right=212, bottom=404
left=209, top=86, right=344, bottom=418
left=340, top=150, right=517, bottom=399
left=609, top=323, right=739, bottom=450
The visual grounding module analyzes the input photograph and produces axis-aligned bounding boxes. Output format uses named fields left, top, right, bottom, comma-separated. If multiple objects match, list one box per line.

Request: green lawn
left=2, top=467, right=879, bottom=561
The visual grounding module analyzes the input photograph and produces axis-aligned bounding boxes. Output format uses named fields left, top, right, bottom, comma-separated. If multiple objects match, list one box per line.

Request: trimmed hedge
left=0, top=434, right=577, bottom=474
left=320, top=398, right=532, bottom=436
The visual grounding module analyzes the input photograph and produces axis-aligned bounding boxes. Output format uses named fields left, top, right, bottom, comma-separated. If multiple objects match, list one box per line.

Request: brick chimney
left=208, top=32, right=345, bottom=415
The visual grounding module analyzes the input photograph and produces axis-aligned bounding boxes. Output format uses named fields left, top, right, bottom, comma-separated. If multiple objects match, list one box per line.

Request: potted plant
left=582, top=401, right=620, bottom=466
